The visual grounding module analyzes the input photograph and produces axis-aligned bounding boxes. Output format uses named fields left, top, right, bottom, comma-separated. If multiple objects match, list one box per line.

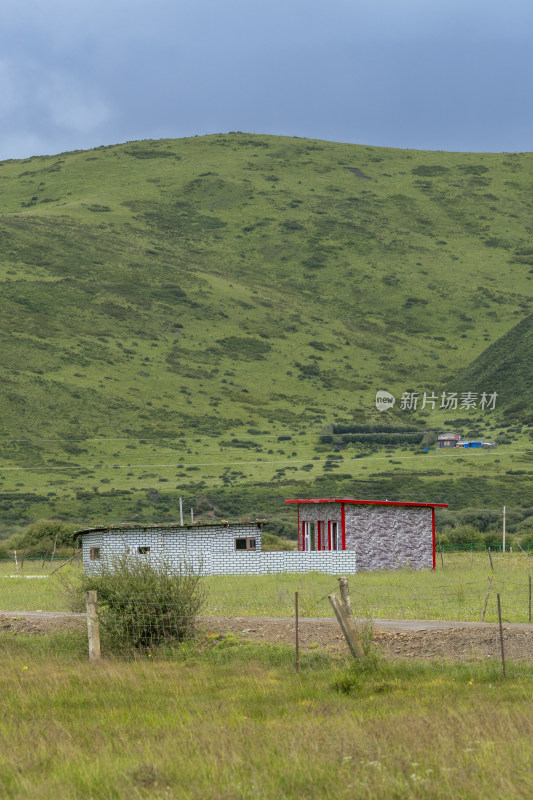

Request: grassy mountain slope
left=452, top=312, right=533, bottom=418
left=0, top=134, right=532, bottom=530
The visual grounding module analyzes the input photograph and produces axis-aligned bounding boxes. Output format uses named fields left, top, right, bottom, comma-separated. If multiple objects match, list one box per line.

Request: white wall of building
left=79, top=524, right=356, bottom=576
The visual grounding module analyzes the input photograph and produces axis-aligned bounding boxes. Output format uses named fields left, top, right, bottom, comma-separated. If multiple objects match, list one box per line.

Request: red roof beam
left=285, top=498, right=448, bottom=508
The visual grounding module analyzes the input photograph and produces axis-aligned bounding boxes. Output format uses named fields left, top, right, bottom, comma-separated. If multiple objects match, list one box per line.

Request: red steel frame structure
left=286, top=498, right=448, bottom=570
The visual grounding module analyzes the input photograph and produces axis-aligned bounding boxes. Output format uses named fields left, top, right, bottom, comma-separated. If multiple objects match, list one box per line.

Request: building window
left=317, top=521, right=326, bottom=550
left=90, top=547, right=101, bottom=561
left=329, top=521, right=340, bottom=551
left=302, top=521, right=315, bottom=551
left=138, top=546, right=150, bottom=555
left=235, top=537, right=256, bottom=551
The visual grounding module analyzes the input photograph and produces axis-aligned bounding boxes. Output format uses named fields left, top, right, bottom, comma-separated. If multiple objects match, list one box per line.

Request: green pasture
left=1, top=553, right=533, bottom=623
left=1, top=634, right=533, bottom=799
left=0, top=134, right=532, bottom=528
left=0, top=434, right=531, bottom=537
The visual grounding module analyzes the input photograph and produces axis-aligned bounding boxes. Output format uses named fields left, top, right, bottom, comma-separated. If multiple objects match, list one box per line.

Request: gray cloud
left=0, top=0, right=532, bottom=158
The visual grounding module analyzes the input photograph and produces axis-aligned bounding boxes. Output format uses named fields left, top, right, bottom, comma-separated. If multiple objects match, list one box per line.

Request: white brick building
left=74, top=520, right=358, bottom=576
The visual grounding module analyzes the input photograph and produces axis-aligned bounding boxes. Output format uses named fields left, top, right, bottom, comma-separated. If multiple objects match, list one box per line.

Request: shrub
left=446, top=525, right=483, bottom=548
left=80, top=555, right=205, bottom=652
left=516, top=518, right=533, bottom=537
left=458, top=509, right=501, bottom=532
left=20, top=519, right=77, bottom=556
left=261, top=532, right=294, bottom=551
left=483, top=530, right=511, bottom=549
left=411, top=165, right=449, bottom=177
left=518, top=534, right=533, bottom=552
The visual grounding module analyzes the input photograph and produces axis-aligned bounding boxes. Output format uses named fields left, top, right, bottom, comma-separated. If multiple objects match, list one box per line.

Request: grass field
left=2, top=553, right=533, bottom=797
left=1, top=553, right=532, bottom=624
left=1, top=634, right=533, bottom=799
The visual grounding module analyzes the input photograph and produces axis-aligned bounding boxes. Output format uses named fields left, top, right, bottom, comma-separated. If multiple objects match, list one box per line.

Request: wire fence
left=203, top=577, right=533, bottom=623
left=2, top=556, right=533, bottom=662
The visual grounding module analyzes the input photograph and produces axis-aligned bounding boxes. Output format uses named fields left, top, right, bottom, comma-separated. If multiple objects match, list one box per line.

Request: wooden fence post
left=497, top=593, right=506, bottom=678
left=487, top=547, right=494, bottom=572
left=481, top=577, right=493, bottom=622
left=86, top=590, right=101, bottom=661
left=328, top=593, right=365, bottom=659
left=295, top=591, right=299, bottom=672
left=338, top=576, right=351, bottom=616
left=50, top=535, right=58, bottom=568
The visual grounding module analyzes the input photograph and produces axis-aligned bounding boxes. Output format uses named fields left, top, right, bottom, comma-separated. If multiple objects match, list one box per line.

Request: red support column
left=341, top=503, right=346, bottom=550
left=317, top=521, right=322, bottom=551
left=432, top=507, right=436, bottom=570
left=328, top=521, right=332, bottom=551
left=297, top=504, right=301, bottom=551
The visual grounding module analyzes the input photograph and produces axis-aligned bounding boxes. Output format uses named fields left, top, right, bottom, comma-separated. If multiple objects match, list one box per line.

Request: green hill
left=0, top=133, right=532, bottom=531
left=451, top=312, right=533, bottom=420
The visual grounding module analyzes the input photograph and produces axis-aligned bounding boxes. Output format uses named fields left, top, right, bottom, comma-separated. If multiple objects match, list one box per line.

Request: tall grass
left=1, top=634, right=533, bottom=799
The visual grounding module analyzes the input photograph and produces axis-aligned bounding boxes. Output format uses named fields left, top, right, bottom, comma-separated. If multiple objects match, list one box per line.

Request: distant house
left=285, top=497, right=448, bottom=571
left=437, top=432, right=462, bottom=448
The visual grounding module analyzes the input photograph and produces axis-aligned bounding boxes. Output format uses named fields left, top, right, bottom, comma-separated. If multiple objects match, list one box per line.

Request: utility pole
left=503, top=505, right=506, bottom=554
left=179, top=497, right=184, bottom=526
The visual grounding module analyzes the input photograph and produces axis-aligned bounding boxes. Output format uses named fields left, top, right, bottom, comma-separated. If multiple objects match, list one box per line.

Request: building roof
left=285, top=498, right=448, bottom=508
left=73, top=520, right=266, bottom=539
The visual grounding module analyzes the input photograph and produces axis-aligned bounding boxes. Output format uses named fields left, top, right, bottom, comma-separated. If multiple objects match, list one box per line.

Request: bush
left=516, top=518, right=533, bottom=537
left=458, top=509, right=501, bottom=532
left=518, top=532, right=533, bottom=550
left=265, top=519, right=296, bottom=541
left=446, top=525, right=484, bottom=548
left=261, top=532, right=294, bottom=551
left=81, top=555, right=205, bottom=652
left=21, top=519, right=77, bottom=555
left=483, top=530, right=510, bottom=549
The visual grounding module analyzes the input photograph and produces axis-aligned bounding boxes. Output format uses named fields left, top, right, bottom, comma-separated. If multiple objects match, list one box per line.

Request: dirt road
left=2, top=611, right=533, bottom=661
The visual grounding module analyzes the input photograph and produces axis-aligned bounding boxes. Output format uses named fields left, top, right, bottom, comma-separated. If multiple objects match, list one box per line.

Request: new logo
left=375, top=390, right=396, bottom=411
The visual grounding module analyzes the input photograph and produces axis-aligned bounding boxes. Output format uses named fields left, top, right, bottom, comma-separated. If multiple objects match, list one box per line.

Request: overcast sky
left=1, top=0, right=532, bottom=160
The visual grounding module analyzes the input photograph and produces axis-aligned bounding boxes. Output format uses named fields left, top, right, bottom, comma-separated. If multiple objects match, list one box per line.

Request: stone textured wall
left=296, top=502, right=433, bottom=570
left=80, top=527, right=356, bottom=576
left=345, top=505, right=432, bottom=570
